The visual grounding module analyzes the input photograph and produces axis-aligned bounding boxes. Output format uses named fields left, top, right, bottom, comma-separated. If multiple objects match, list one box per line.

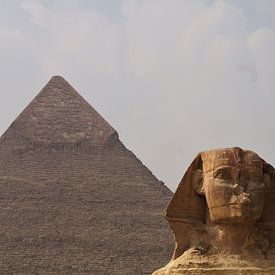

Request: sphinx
left=154, top=147, right=275, bottom=274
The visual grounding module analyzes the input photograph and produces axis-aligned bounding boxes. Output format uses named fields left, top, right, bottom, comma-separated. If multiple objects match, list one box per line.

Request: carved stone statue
left=154, top=147, right=275, bottom=274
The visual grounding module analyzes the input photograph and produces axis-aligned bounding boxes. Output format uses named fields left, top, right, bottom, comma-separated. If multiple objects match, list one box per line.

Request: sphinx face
left=201, top=148, right=266, bottom=224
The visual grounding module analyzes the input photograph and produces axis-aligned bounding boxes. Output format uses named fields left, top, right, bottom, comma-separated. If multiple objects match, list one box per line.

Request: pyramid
left=0, top=76, right=173, bottom=274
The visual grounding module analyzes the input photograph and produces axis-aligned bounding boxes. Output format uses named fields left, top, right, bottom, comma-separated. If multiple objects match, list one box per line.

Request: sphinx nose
left=233, top=184, right=243, bottom=195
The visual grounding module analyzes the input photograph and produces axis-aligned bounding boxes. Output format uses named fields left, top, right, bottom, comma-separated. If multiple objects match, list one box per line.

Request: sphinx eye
left=214, top=169, right=231, bottom=179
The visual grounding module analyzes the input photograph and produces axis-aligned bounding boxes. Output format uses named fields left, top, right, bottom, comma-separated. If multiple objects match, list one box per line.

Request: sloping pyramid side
left=0, top=76, right=173, bottom=274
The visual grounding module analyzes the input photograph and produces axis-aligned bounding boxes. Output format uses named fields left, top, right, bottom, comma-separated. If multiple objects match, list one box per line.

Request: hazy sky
left=0, top=0, right=275, bottom=191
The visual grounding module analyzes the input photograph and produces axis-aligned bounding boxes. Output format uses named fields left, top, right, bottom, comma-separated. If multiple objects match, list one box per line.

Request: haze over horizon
left=0, top=0, right=275, bottom=191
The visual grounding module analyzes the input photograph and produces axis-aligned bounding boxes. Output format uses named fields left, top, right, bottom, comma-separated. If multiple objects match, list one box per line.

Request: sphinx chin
left=153, top=147, right=275, bottom=275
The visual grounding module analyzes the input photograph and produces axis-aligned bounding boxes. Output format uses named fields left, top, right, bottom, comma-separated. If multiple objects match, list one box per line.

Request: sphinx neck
left=214, top=223, right=253, bottom=253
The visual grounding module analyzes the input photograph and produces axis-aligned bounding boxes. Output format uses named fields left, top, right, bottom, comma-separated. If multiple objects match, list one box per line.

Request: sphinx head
left=165, top=147, right=275, bottom=261
left=155, top=148, right=275, bottom=274
left=192, top=148, right=269, bottom=224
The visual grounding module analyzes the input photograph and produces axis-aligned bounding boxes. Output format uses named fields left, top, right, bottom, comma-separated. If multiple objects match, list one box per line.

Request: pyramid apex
left=1, top=77, right=118, bottom=146
left=46, top=75, right=71, bottom=87
left=52, top=75, right=65, bottom=79
left=49, top=75, right=68, bottom=82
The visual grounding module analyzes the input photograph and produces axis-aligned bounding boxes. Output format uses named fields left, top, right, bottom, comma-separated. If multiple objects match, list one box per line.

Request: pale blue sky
left=0, top=0, right=275, bottom=190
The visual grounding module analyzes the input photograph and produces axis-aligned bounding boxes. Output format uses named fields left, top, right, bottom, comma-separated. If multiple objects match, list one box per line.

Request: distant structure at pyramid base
left=0, top=76, right=173, bottom=274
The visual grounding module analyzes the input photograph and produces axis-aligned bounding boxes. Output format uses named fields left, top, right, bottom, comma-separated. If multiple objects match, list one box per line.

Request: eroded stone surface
left=154, top=147, right=275, bottom=275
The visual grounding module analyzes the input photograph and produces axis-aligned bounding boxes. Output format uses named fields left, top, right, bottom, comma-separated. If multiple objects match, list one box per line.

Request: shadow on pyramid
left=0, top=76, right=173, bottom=274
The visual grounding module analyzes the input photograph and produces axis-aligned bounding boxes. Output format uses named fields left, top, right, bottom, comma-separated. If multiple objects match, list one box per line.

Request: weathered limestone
left=0, top=76, right=173, bottom=274
left=154, top=147, right=275, bottom=275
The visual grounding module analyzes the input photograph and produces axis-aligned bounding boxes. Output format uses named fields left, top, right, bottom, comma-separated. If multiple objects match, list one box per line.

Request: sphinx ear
left=192, top=169, right=204, bottom=195
left=262, top=161, right=274, bottom=188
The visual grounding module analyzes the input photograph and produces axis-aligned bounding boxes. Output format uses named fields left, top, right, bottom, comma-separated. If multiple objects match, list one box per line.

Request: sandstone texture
left=0, top=76, right=173, bottom=274
left=153, top=147, right=275, bottom=275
